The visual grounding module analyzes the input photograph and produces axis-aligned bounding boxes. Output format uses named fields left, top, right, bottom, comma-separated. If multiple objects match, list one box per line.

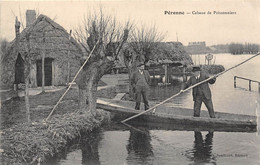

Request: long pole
left=45, top=39, right=99, bottom=121
left=122, top=53, right=260, bottom=123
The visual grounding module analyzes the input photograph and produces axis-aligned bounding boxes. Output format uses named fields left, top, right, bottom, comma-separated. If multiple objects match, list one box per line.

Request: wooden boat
left=97, top=98, right=257, bottom=132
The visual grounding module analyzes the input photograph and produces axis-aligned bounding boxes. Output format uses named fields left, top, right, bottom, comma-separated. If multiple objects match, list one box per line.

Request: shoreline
left=0, top=110, right=110, bottom=165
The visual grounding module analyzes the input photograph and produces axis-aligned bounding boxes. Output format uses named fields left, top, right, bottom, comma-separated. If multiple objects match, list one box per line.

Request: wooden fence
left=234, top=76, right=260, bottom=92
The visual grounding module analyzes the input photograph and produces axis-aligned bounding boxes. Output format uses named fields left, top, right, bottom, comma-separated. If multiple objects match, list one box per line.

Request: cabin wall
left=0, top=47, right=20, bottom=89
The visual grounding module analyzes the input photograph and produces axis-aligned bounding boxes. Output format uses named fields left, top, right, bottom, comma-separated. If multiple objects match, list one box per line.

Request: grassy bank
left=1, top=110, right=110, bottom=164
left=0, top=83, right=115, bottom=164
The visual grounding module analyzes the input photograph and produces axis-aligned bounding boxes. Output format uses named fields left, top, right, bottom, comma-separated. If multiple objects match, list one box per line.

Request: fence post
left=234, top=76, right=236, bottom=88
left=249, top=80, right=252, bottom=91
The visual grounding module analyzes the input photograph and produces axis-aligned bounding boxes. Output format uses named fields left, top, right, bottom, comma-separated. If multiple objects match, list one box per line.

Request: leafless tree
left=74, top=9, right=131, bottom=116
left=122, top=24, right=165, bottom=97
left=24, top=32, right=32, bottom=123
left=11, top=7, right=41, bottom=31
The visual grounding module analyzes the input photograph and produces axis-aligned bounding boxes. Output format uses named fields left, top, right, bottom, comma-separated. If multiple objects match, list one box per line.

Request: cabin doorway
left=36, top=58, right=53, bottom=86
left=14, top=53, right=25, bottom=84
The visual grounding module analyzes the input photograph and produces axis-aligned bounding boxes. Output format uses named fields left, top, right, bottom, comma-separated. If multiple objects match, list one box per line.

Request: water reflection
left=80, top=130, right=102, bottom=165
left=126, top=128, right=154, bottom=165
left=55, top=54, right=260, bottom=165
left=149, top=83, right=183, bottom=102
left=56, top=125, right=260, bottom=165
left=186, top=131, right=216, bottom=164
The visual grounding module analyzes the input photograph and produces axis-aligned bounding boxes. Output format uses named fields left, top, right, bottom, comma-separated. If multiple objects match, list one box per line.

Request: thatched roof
left=151, top=42, right=192, bottom=65
left=21, top=14, right=82, bottom=52
left=1, top=14, right=82, bottom=62
left=0, top=14, right=83, bottom=88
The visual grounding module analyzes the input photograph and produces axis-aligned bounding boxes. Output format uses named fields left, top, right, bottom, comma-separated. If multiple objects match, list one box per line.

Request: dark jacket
left=131, top=70, right=151, bottom=88
left=183, top=71, right=216, bottom=100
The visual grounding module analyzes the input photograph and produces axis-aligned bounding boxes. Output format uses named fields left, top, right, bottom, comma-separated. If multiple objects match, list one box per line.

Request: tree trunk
left=79, top=88, right=87, bottom=111
left=25, top=32, right=31, bottom=124
left=25, top=74, right=31, bottom=123
left=24, top=57, right=31, bottom=124
left=86, top=71, right=97, bottom=117
left=77, top=59, right=113, bottom=117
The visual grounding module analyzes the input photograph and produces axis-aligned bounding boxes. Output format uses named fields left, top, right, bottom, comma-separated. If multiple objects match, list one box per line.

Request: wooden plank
left=113, top=93, right=126, bottom=100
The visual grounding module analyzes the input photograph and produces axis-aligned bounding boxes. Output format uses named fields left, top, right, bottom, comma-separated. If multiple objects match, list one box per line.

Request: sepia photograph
left=0, top=0, right=260, bottom=164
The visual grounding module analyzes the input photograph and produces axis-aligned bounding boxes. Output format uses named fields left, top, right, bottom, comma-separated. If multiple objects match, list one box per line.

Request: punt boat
left=97, top=98, right=257, bottom=132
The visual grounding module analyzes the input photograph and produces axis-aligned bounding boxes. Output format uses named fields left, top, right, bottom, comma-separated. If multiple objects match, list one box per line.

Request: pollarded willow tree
left=74, top=9, right=131, bottom=116
left=122, top=24, right=165, bottom=97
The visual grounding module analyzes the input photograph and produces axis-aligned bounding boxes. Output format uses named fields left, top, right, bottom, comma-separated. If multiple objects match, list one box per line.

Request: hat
left=137, top=61, right=145, bottom=67
left=192, top=66, right=201, bottom=72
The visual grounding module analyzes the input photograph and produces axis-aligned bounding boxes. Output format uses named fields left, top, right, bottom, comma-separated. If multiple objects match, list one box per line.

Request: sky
left=0, top=0, right=260, bottom=46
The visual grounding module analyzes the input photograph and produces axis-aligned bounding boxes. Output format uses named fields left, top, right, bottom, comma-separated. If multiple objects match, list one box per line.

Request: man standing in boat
left=183, top=66, right=216, bottom=118
left=131, top=62, right=151, bottom=110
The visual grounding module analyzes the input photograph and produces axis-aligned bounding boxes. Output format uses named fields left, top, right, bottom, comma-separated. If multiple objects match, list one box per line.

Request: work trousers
left=135, top=85, right=149, bottom=110
left=193, top=95, right=215, bottom=118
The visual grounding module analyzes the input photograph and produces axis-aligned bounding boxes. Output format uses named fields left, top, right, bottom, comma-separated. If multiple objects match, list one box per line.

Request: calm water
left=56, top=54, right=260, bottom=165
left=151, top=53, right=260, bottom=116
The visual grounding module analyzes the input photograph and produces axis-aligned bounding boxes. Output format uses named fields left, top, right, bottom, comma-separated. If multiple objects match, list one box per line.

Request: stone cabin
left=0, top=10, right=83, bottom=89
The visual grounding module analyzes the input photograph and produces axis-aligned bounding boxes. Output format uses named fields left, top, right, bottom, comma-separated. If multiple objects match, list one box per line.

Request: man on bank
left=182, top=66, right=216, bottom=118
left=131, top=63, right=151, bottom=110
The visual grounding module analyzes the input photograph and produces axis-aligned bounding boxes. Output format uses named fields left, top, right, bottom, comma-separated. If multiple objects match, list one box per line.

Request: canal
left=53, top=54, right=260, bottom=165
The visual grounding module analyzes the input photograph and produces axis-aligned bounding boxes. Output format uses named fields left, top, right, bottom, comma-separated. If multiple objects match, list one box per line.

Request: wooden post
left=153, top=68, right=155, bottom=79
left=249, top=80, right=252, bottom=91
left=258, top=83, right=260, bottom=92
left=152, top=67, right=155, bottom=86
left=165, top=64, right=168, bottom=83
left=183, top=66, right=187, bottom=82
left=234, top=76, right=236, bottom=88
left=42, top=32, right=45, bottom=93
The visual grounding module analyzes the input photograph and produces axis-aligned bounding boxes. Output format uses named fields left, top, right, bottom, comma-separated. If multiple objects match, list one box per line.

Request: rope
left=121, top=53, right=260, bottom=123
left=45, top=40, right=99, bottom=121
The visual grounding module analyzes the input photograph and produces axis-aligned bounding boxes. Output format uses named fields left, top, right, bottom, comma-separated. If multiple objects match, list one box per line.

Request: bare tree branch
left=127, top=23, right=165, bottom=63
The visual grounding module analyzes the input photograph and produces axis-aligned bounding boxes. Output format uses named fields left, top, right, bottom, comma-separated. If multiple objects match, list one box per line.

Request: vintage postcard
left=0, top=0, right=260, bottom=164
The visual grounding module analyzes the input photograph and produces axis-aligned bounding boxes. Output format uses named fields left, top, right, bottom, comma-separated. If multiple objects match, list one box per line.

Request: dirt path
left=0, top=74, right=126, bottom=129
